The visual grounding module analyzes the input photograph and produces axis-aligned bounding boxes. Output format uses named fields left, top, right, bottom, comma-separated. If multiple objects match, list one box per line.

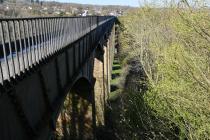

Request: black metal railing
left=0, top=16, right=115, bottom=84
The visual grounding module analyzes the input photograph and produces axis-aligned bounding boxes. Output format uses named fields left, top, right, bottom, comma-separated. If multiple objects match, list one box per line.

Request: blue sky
left=49, top=0, right=140, bottom=7
left=45, top=0, right=210, bottom=7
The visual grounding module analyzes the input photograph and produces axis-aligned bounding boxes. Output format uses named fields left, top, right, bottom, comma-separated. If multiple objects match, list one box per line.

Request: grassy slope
left=110, top=59, right=122, bottom=101
left=118, top=7, right=210, bottom=140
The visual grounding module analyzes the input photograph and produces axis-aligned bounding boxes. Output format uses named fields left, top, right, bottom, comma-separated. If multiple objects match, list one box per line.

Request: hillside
left=0, top=1, right=136, bottom=17
left=114, top=3, right=210, bottom=139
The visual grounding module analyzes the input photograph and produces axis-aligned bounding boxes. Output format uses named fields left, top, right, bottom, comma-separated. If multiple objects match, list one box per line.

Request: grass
left=112, top=69, right=122, bottom=75
left=109, top=89, right=123, bottom=102
left=111, top=60, right=122, bottom=85
left=111, top=77, right=120, bottom=85
left=109, top=58, right=122, bottom=101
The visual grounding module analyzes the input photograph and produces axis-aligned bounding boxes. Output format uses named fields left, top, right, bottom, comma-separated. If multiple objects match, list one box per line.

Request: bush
left=119, top=1, right=210, bottom=139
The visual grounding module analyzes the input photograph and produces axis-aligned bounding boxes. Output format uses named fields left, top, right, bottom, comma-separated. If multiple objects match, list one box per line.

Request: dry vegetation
left=118, top=0, right=210, bottom=139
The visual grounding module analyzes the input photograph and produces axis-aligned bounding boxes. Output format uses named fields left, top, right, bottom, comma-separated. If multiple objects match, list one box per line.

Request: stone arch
left=71, top=77, right=93, bottom=102
left=95, top=43, right=104, bottom=62
left=55, top=77, right=96, bottom=140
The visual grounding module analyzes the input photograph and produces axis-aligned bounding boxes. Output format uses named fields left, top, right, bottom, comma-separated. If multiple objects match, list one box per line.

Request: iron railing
left=0, top=16, right=115, bottom=84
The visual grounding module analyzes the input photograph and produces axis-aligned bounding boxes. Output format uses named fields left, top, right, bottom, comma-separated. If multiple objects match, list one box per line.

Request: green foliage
left=119, top=3, right=210, bottom=140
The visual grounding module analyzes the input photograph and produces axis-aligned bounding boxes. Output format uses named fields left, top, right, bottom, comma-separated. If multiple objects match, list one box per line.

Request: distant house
left=65, top=12, right=71, bottom=15
left=109, top=12, right=115, bottom=16
left=5, top=5, right=9, bottom=10
left=82, top=10, right=88, bottom=16
left=43, top=7, right=48, bottom=10
left=54, top=11, right=61, bottom=15
left=28, top=6, right=32, bottom=10
left=95, top=10, right=102, bottom=16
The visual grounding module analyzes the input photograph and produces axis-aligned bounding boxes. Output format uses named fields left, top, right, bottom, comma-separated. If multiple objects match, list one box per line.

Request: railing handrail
left=0, top=16, right=116, bottom=84
left=0, top=16, right=115, bottom=21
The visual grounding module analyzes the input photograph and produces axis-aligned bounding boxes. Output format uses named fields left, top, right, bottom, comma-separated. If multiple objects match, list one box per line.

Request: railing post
left=0, top=16, right=115, bottom=83
left=97, top=16, right=99, bottom=27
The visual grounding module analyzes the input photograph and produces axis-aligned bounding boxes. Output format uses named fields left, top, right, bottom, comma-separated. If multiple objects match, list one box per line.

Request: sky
left=44, top=0, right=210, bottom=7
left=49, top=0, right=140, bottom=7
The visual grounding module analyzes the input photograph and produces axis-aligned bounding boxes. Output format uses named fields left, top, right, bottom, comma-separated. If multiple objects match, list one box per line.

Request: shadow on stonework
left=55, top=78, right=96, bottom=140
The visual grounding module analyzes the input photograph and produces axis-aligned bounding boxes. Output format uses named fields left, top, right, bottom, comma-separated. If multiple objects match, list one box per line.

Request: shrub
left=119, top=1, right=210, bottom=139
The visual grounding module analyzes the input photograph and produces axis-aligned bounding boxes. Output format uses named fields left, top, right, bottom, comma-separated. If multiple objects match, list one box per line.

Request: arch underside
left=55, top=76, right=95, bottom=140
